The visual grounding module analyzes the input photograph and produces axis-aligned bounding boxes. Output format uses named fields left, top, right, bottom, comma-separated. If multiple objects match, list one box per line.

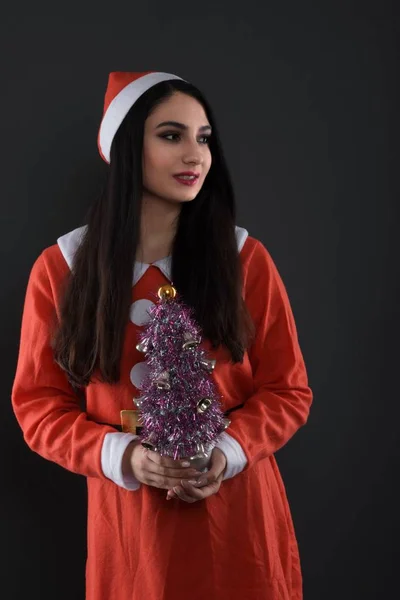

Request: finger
left=143, top=460, right=203, bottom=481
left=180, top=479, right=208, bottom=500
left=146, top=450, right=192, bottom=469
left=189, top=471, right=218, bottom=488
left=209, top=448, right=227, bottom=477
left=181, top=477, right=223, bottom=499
left=202, top=455, right=227, bottom=482
left=146, top=475, right=199, bottom=491
left=207, top=462, right=226, bottom=480
left=173, top=485, right=197, bottom=503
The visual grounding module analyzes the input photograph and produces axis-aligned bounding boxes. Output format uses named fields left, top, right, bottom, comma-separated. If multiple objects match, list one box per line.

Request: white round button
left=129, top=299, right=155, bottom=326
left=130, top=362, right=150, bottom=389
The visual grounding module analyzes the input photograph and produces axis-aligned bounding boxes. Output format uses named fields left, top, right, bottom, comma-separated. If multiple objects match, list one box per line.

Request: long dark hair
left=52, top=78, right=255, bottom=389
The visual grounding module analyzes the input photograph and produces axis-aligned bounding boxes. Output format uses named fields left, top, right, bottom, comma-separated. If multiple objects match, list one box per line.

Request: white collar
left=57, top=225, right=248, bottom=286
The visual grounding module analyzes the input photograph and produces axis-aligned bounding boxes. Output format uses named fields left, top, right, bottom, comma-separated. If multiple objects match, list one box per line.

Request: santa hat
left=97, top=71, right=186, bottom=163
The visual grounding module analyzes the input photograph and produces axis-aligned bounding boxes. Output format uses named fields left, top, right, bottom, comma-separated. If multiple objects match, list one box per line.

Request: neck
left=137, top=192, right=181, bottom=263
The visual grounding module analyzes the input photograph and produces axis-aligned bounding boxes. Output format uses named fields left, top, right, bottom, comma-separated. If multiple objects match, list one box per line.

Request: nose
left=181, top=139, right=203, bottom=166
left=182, top=153, right=202, bottom=166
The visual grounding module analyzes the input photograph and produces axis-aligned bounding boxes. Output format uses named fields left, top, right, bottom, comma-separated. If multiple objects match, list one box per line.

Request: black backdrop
left=1, top=2, right=398, bottom=598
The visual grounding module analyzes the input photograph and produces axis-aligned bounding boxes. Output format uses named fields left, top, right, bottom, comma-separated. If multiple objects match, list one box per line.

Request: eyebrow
left=155, top=120, right=212, bottom=132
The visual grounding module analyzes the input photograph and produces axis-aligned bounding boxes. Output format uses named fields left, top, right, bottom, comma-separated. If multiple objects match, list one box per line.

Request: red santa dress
left=11, top=224, right=313, bottom=600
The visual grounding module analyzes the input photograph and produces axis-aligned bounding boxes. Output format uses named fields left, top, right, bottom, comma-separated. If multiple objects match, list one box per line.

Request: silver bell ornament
left=200, top=358, right=216, bottom=373
left=197, top=397, right=212, bottom=414
left=182, top=331, right=201, bottom=351
left=154, top=370, right=171, bottom=390
left=133, top=396, right=144, bottom=409
left=136, top=337, right=151, bottom=354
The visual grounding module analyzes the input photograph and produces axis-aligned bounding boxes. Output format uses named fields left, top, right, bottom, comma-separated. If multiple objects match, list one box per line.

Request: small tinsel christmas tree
left=135, top=284, right=230, bottom=469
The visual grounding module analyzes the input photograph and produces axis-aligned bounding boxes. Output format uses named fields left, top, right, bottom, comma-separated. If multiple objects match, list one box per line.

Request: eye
left=159, top=133, right=211, bottom=144
left=161, top=133, right=180, bottom=142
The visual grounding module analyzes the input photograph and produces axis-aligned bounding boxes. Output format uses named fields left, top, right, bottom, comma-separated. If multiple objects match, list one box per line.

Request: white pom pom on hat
left=97, top=71, right=186, bottom=164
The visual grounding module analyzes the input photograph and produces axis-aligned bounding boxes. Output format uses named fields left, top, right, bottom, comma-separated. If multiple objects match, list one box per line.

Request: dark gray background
left=1, top=2, right=398, bottom=598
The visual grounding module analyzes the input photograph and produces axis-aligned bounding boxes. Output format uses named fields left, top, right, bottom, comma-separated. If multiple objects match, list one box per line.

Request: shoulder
left=42, top=224, right=87, bottom=274
left=238, top=231, right=289, bottom=309
left=55, top=224, right=87, bottom=270
left=235, top=226, right=272, bottom=262
left=27, top=226, right=84, bottom=295
left=236, top=226, right=282, bottom=287
left=30, top=224, right=270, bottom=284
left=238, top=230, right=275, bottom=275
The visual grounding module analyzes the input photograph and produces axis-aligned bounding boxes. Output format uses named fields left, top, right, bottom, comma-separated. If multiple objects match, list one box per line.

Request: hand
left=123, top=440, right=204, bottom=490
left=166, top=447, right=227, bottom=503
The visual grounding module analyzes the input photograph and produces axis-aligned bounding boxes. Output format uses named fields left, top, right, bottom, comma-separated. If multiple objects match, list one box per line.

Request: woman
left=11, top=71, right=313, bottom=599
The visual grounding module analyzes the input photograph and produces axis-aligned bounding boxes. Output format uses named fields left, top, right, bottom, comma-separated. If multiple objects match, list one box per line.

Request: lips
left=173, top=174, right=199, bottom=186
left=174, top=171, right=200, bottom=177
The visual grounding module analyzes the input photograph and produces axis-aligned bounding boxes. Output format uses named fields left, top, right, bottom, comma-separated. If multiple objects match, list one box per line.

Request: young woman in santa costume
left=11, top=70, right=313, bottom=600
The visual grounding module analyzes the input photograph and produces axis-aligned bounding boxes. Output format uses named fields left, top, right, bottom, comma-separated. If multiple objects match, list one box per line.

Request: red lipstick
left=173, top=172, right=200, bottom=186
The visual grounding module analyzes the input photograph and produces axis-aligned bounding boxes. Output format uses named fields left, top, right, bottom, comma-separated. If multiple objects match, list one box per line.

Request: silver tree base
left=187, top=442, right=215, bottom=471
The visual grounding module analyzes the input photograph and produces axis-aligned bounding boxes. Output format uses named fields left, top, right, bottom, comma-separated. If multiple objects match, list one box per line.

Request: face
left=142, top=92, right=212, bottom=205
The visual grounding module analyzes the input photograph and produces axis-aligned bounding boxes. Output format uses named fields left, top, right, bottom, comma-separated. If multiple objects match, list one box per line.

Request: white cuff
left=215, top=432, right=248, bottom=480
left=101, top=432, right=141, bottom=490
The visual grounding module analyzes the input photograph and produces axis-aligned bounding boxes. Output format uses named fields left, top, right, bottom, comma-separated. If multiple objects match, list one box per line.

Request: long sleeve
left=11, top=252, right=129, bottom=482
left=101, top=432, right=141, bottom=490
left=221, top=240, right=313, bottom=472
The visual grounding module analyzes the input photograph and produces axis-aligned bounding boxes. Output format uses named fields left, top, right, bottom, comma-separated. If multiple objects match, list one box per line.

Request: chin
left=170, top=194, right=197, bottom=205
left=148, top=182, right=202, bottom=204
left=166, top=188, right=200, bottom=203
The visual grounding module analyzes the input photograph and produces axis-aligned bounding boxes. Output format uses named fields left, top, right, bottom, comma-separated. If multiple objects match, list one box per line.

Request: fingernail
left=188, top=480, right=198, bottom=485
left=181, top=461, right=190, bottom=467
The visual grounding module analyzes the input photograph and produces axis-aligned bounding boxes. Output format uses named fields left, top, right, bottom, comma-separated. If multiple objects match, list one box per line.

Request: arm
left=216, top=240, right=313, bottom=477
left=11, top=252, right=139, bottom=490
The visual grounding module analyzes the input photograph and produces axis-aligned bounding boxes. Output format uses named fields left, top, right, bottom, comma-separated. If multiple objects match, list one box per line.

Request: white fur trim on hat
left=99, top=72, right=185, bottom=163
